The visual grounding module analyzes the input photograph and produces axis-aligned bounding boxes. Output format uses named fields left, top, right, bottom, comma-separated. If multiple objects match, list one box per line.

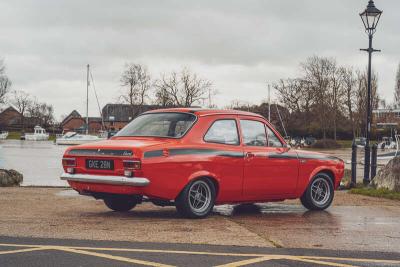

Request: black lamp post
left=359, top=0, right=382, bottom=185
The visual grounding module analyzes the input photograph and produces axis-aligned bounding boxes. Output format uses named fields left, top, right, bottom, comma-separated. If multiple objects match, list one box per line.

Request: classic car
left=61, top=108, right=344, bottom=218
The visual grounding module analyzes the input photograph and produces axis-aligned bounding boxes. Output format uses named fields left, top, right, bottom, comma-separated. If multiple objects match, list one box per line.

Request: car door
left=202, top=118, right=244, bottom=201
left=240, top=118, right=299, bottom=198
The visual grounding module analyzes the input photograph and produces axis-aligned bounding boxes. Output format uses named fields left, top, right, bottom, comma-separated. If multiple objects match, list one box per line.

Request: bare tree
left=301, top=56, right=335, bottom=139
left=120, top=63, right=151, bottom=116
left=27, top=99, right=55, bottom=127
left=326, top=59, right=344, bottom=140
left=11, top=90, right=32, bottom=131
left=354, top=69, right=379, bottom=137
left=0, top=59, right=11, bottom=104
left=154, top=67, right=213, bottom=107
left=394, top=63, right=400, bottom=108
left=340, top=67, right=357, bottom=138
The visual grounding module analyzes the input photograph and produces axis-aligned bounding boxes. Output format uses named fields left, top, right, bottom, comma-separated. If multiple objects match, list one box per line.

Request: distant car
left=61, top=108, right=344, bottom=218
left=355, top=137, right=367, bottom=148
left=305, top=136, right=317, bottom=146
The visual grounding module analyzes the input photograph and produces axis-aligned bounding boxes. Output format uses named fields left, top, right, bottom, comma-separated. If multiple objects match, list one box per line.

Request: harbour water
left=0, top=140, right=68, bottom=186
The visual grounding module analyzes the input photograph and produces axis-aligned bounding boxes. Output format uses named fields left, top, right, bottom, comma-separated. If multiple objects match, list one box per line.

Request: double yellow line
left=0, top=243, right=399, bottom=267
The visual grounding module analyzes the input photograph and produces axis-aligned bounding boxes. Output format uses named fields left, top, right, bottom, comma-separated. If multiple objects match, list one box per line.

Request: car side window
left=266, top=126, right=283, bottom=147
left=204, top=119, right=239, bottom=145
left=240, top=120, right=267, bottom=147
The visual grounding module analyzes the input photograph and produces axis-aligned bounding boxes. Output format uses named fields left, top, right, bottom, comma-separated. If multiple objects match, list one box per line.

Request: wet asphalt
left=0, top=236, right=399, bottom=267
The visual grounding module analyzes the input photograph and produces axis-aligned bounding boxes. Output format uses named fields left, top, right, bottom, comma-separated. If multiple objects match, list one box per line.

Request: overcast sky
left=0, top=0, right=399, bottom=120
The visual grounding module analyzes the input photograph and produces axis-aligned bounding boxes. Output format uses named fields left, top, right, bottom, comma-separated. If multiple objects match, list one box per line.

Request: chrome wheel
left=188, top=180, right=211, bottom=214
left=310, top=177, right=330, bottom=206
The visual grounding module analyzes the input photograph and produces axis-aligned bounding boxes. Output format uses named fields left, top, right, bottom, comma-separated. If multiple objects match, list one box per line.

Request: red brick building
left=373, top=108, right=400, bottom=126
left=61, top=110, right=102, bottom=133
left=0, top=106, right=22, bottom=131
left=101, top=104, right=160, bottom=131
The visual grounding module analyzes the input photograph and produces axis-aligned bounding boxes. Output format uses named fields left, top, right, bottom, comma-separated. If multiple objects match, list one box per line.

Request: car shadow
left=80, top=202, right=337, bottom=222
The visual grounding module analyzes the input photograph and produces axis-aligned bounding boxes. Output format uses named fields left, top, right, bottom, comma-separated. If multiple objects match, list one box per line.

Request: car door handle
left=245, top=152, right=255, bottom=158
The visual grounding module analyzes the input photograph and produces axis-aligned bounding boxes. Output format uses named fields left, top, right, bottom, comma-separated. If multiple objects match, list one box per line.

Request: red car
left=61, top=108, right=344, bottom=218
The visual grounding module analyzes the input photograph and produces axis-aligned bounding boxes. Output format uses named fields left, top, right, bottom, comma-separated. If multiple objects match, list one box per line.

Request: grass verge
left=336, top=140, right=353, bottom=148
left=6, top=131, right=21, bottom=139
left=349, top=187, right=400, bottom=201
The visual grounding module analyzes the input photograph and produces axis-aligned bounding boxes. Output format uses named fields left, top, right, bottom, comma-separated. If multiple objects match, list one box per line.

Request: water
left=0, top=140, right=69, bottom=186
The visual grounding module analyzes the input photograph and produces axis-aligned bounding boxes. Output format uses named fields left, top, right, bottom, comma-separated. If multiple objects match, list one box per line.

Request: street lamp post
left=359, top=0, right=382, bottom=185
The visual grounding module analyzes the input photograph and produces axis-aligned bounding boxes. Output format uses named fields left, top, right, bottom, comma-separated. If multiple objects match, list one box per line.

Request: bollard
left=351, top=140, right=357, bottom=188
left=371, top=143, right=378, bottom=180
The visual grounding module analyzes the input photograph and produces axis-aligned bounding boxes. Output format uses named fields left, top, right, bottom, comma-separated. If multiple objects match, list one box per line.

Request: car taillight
left=123, top=160, right=141, bottom=170
left=123, top=160, right=141, bottom=177
left=62, top=158, right=76, bottom=167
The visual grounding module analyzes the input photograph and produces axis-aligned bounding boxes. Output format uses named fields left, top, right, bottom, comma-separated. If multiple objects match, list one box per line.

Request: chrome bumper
left=60, top=173, right=150, bottom=187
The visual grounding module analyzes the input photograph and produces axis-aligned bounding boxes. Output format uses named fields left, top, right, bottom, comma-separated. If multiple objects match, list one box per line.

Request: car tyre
left=300, top=173, right=334, bottom=211
left=104, top=195, right=138, bottom=212
left=175, top=178, right=216, bottom=219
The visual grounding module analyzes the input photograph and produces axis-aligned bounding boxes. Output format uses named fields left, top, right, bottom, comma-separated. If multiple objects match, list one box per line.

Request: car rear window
left=115, top=112, right=196, bottom=138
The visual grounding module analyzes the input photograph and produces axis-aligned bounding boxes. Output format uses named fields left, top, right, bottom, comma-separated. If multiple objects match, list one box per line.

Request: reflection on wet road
left=215, top=202, right=400, bottom=252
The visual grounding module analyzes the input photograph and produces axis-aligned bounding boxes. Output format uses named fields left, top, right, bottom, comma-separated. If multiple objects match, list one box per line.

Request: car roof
left=144, top=107, right=265, bottom=118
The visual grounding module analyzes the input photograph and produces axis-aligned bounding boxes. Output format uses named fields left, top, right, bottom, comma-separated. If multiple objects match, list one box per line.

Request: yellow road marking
left=0, top=247, right=49, bottom=255
left=0, top=243, right=399, bottom=266
left=215, top=256, right=283, bottom=267
left=57, top=247, right=174, bottom=267
left=289, top=257, right=360, bottom=267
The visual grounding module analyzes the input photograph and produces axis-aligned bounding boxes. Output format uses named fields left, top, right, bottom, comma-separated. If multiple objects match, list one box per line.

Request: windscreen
left=115, top=112, right=196, bottom=138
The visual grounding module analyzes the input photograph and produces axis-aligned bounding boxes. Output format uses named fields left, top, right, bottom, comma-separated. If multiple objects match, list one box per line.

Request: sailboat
left=56, top=64, right=107, bottom=145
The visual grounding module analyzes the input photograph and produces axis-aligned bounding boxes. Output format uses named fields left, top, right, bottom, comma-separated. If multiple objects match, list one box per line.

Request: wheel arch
left=309, top=167, right=336, bottom=187
left=175, top=171, right=220, bottom=199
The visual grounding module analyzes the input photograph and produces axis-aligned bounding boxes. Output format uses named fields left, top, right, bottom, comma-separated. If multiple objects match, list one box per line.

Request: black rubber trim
left=297, top=153, right=342, bottom=161
left=144, top=148, right=244, bottom=158
left=143, top=150, right=164, bottom=158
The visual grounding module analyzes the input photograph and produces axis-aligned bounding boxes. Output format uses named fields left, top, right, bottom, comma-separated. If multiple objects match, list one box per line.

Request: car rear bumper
left=60, top=173, right=150, bottom=187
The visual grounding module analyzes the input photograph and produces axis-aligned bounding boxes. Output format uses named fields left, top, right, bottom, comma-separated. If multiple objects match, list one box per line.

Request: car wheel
left=175, top=178, right=216, bottom=219
left=300, top=173, right=334, bottom=210
left=104, top=195, right=138, bottom=212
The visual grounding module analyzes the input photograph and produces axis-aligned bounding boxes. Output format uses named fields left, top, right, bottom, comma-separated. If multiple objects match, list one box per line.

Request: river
left=0, top=140, right=68, bottom=186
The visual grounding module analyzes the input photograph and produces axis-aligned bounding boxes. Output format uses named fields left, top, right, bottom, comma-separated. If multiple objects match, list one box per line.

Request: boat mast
left=268, top=83, right=271, bottom=122
left=86, top=64, right=89, bottom=135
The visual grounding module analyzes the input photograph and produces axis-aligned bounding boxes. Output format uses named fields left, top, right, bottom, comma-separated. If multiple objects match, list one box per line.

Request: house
left=373, top=108, right=400, bottom=125
left=373, top=108, right=400, bottom=136
left=0, top=106, right=52, bottom=132
left=61, top=110, right=102, bottom=133
left=0, top=106, right=21, bottom=131
left=102, top=104, right=160, bottom=131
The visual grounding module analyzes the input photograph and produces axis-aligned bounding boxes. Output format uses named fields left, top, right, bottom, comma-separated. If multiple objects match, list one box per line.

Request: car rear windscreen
left=115, top=112, right=196, bottom=138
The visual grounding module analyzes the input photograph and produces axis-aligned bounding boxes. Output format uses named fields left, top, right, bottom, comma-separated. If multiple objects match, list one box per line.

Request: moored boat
left=24, top=126, right=49, bottom=141
left=0, top=131, right=8, bottom=140
left=55, top=132, right=106, bottom=145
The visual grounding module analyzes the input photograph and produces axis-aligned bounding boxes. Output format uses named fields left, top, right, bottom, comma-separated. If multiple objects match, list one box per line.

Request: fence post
left=371, top=143, right=378, bottom=180
left=351, top=140, right=357, bottom=188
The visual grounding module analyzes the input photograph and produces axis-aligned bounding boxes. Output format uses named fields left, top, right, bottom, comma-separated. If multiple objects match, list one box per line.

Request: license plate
left=86, top=159, right=114, bottom=170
